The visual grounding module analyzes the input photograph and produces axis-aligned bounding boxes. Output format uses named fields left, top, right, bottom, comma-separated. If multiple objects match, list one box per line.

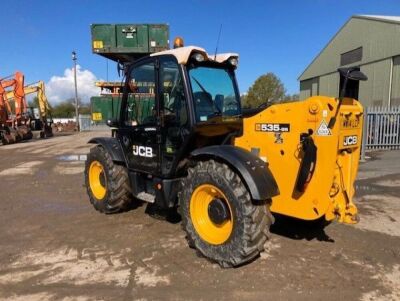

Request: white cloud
left=46, top=65, right=102, bottom=104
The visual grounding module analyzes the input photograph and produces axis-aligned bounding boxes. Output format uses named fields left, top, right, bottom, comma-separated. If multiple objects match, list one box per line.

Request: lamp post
left=72, top=51, right=79, bottom=131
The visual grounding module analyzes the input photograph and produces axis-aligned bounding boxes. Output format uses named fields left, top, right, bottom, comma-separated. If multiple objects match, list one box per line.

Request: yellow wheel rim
left=190, top=184, right=233, bottom=245
left=89, top=160, right=106, bottom=200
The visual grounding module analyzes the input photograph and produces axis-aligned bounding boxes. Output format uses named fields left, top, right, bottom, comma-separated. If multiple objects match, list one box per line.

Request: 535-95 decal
left=255, top=123, right=290, bottom=132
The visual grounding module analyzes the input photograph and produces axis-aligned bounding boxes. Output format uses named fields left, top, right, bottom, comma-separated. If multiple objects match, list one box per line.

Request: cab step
left=136, top=192, right=155, bottom=203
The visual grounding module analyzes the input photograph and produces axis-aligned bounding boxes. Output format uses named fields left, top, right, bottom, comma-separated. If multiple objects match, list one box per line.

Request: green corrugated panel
left=91, top=23, right=169, bottom=62
left=299, top=77, right=319, bottom=100
left=358, top=59, right=391, bottom=107
left=318, top=73, right=339, bottom=98
left=299, top=17, right=400, bottom=81
left=358, top=65, right=373, bottom=106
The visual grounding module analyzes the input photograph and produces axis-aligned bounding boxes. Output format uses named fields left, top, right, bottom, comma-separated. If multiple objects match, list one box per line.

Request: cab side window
left=160, top=58, right=187, bottom=127
left=125, top=62, right=156, bottom=126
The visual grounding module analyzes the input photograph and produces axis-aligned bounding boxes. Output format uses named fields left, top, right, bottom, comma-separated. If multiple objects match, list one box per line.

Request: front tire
left=85, top=145, right=132, bottom=214
left=180, top=160, right=272, bottom=267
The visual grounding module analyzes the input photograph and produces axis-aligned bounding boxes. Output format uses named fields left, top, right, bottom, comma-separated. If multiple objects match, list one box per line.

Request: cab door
left=158, top=56, right=190, bottom=177
left=118, top=58, right=161, bottom=175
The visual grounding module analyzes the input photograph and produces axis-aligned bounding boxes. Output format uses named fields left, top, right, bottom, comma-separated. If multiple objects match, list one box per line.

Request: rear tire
left=85, top=145, right=132, bottom=214
left=180, top=160, right=272, bottom=267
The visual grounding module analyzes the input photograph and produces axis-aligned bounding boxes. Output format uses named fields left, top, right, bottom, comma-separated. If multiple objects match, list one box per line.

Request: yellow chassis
left=235, top=96, right=363, bottom=224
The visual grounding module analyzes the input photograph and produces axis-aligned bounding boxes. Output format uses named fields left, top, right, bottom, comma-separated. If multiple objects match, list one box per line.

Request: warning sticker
left=93, top=40, right=104, bottom=49
left=317, top=119, right=331, bottom=136
left=92, top=112, right=102, bottom=121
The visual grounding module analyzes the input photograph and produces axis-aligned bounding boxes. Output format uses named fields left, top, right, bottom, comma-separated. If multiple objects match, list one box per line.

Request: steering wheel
left=164, top=106, right=174, bottom=113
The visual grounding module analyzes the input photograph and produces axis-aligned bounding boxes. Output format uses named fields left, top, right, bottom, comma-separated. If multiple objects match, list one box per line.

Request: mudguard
left=191, top=145, right=279, bottom=200
left=88, top=137, right=125, bottom=163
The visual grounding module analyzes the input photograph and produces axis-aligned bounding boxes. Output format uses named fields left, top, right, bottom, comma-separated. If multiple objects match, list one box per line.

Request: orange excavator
left=6, top=80, right=53, bottom=138
left=0, top=71, right=33, bottom=144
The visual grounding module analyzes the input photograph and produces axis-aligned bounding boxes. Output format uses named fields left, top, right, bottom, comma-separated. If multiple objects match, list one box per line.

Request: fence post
left=78, top=115, right=91, bottom=132
left=361, top=107, right=368, bottom=161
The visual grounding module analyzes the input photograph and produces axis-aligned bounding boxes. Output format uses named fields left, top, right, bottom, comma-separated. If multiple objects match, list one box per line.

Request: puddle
left=57, top=155, right=87, bottom=161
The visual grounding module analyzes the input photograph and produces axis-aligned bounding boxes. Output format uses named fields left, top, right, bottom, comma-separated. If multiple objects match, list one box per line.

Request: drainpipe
left=388, top=57, right=393, bottom=107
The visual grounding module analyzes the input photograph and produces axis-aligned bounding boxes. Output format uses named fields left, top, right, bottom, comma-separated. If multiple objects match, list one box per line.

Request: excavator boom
left=7, top=80, right=51, bottom=118
left=0, top=72, right=52, bottom=144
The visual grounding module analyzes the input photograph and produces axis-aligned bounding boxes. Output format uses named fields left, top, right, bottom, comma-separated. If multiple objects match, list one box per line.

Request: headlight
left=191, top=53, right=205, bottom=62
left=228, top=57, right=238, bottom=66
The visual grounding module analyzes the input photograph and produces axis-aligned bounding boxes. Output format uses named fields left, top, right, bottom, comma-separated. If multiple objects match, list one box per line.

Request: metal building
left=299, top=15, right=400, bottom=107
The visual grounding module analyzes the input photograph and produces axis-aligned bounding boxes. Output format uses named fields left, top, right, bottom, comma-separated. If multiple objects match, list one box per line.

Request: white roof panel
left=150, top=46, right=238, bottom=65
left=358, top=15, right=400, bottom=23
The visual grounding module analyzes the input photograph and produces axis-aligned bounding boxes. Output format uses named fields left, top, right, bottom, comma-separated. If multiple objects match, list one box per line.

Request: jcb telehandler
left=85, top=44, right=366, bottom=267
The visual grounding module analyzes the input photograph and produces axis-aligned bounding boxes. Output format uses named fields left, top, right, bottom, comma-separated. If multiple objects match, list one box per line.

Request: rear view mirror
left=329, top=67, right=368, bottom=129
left=338, top=67, right=368, bottom=81
left=347, top=70, right=368, bottom=81
left=107, top=119, right=119, bottom=127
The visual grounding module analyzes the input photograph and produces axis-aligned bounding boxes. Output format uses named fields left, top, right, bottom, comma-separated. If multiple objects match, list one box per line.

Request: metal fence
left=78, top=115, right=110, bottom=132
left=362, top=106, right=400, bottom=157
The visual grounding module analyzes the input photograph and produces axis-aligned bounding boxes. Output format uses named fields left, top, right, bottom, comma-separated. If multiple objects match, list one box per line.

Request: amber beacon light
left=173, top=36, right=184, bottom=48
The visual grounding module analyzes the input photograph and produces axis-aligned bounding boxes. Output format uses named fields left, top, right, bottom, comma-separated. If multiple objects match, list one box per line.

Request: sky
left=1, top=0, right=400, bottom=104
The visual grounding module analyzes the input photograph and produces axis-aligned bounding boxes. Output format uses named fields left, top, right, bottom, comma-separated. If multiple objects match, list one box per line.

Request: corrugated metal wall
left=318, top=73, right=339, bottom=98
left=359, top=59, right=391, bottom=106
left=299, top=77, right=319, bottom=99
left=300, top=17, right=400, bottom=81
left=299, top=17, right=400, bottom=105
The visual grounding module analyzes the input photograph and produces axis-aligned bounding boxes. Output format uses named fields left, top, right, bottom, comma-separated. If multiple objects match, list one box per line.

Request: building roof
left=298, top=15, right=400, bottom=81
left=356, top=15, right=400, bottom=24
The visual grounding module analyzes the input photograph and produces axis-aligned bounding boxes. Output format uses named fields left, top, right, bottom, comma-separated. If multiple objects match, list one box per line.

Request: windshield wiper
left=191, top=76, right=222, bottom=114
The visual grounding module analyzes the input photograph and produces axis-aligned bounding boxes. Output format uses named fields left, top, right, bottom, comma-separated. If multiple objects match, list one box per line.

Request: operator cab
left=115, top=45, right=242, bottom=179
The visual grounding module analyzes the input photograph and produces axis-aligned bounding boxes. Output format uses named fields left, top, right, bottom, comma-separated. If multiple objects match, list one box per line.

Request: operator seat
left=193, top=92, right=215, bottom=122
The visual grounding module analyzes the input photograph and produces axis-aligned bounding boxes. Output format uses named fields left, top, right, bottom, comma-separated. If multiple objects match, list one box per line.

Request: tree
left=28, top=96, right=39, bottom=108
left=79, top=104, right=91, bottom=115
left=243, top=73, right=286, bottom=108
left=51, top=99, right=76, bottom=118
left=283, top=93, right=300, bottom=103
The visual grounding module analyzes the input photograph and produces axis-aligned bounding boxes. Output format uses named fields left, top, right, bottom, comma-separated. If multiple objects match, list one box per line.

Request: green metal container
left=90, top=95, right=155, bottom=124
left=90, top=95, right=121, bottom=123
left=91, top=24, right=169, bottom=62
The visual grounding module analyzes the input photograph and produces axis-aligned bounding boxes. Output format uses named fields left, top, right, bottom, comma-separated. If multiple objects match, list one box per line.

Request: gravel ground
left=0, top=132, right=399, bottom=301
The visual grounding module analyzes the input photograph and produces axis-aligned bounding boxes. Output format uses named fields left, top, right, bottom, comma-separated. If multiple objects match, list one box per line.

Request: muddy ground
left=0, top=132, right=399, bottom=301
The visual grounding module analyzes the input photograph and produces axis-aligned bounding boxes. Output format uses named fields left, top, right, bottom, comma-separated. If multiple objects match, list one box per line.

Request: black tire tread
left=180, top=160, right=273, bottom=267
left=85, top=145, right=132, bottom=214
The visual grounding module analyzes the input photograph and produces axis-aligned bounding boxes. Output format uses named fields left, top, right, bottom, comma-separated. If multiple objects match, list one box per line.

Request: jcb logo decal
left=132, top=145, right=153, bottom=157
left=343, top=135, right=358, bottom=146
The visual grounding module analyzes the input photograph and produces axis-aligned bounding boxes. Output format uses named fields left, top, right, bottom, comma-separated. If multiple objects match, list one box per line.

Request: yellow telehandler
left=236, top=94, right=364, bottom=225
left=85, top=38, right=367, bottom=267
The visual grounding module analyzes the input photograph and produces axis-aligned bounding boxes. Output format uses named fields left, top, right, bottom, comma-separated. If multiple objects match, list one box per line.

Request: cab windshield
left=188, top=65, right=241, bottom=122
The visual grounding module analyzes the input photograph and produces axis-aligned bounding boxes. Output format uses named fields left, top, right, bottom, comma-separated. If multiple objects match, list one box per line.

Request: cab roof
left=150, top=46, right=239, bottom=65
